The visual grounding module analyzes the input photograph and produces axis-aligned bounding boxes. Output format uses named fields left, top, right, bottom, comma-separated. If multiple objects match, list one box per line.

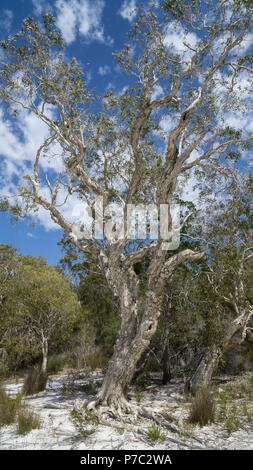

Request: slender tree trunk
left=161, top=321, right=171, bottom=385
left=41, top=338, right=48, bottom=375
left=185, top=305, right=253, bottom=394
left=162, top=340, right=171, bottom=385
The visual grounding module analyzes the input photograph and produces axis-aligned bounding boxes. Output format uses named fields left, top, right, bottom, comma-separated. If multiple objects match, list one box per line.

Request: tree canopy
left=0, top=247, right=81, bottom=372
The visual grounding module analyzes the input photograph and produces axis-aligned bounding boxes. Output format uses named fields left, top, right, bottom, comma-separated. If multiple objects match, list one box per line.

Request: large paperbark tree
left=0, top=1, right=253, bottom=412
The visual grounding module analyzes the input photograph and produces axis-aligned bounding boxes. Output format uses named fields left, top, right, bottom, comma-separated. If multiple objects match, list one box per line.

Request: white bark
left=41, top=337, right=48, bottom=375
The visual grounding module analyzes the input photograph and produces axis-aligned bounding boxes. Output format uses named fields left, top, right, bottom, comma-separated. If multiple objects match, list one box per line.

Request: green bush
left=189, top=387, right=216, bottom=427
left=134, top=374, right=149, bottom=393
left=47, top=356, right=66, bottom=374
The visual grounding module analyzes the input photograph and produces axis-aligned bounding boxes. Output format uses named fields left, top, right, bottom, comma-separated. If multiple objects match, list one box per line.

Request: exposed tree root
left=134, top=426, right=204, bottom=449
left=138, top=406, right=209, bottom=447
left=73, top=395, right=209, bottom=449
left=85, top=393, right=138, bottom=417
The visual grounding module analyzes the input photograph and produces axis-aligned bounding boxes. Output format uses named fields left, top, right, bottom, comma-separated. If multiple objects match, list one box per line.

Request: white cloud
left=55, top=0, right=77, bottom=44
left=0, top=9, right=13, bottom=32
left=219, top=110, right=253, bottom=134
left=0, top=102, right=101, bottom=233
left=118, top=0, right=137, bottom=22
left=31, top=0, right=51, bottom=16
left=98, top=65, right=111, bottom=76
left=55, top=0, right=113, bottom=46
left=0, top=104, right=68, bottom=231
left=163, top=22, right=199, bottom=66
left=151, top=84, right=164, bottom=101
left=159, top=114, right=175, bottom=134
left=177, top=171, right=201, bottom=206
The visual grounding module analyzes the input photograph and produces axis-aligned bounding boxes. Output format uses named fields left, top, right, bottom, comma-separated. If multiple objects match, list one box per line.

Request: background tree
left=0, top=2, right=253, bottom=413
left=185, top=174, right=253, bottom=393
left=1, top=252, right=81, bottom=375
left=0, top=244, right=20, bottom=372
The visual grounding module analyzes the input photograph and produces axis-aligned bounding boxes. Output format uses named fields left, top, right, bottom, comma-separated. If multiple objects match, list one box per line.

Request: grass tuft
left=188, top=386, right=216, bottom=427
left=23, top=367, right=48, bottom=396
left=17, top=406, right=41, bottom=435
left=0, top=385, right=22, bottom=427
left=147, top=423, right=166, bottom=442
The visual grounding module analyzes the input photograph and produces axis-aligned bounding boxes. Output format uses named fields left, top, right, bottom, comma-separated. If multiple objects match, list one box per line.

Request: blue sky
left=0, top=0, right=252, bottom=266
left=0, top=0, right=146, bottom=265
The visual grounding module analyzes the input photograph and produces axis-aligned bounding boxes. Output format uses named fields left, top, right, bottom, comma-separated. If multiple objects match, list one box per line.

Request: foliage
left=216, top=374, right=253, bottom=434
left=47, top=356, right=66, bottom=374
left=59, top=237, right=120, bottom=355
left=149, top=174, right=253, bottom=377
left=224, top=405, right=241, bottom=435
left=0, top=246, right=81, bottom=372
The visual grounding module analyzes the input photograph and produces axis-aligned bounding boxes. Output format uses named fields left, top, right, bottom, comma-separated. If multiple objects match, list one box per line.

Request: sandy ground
left=1, top=371, right=253, bottom=450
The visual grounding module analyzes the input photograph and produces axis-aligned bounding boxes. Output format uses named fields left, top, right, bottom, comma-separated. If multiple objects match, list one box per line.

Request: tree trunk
left=41, top=338, right=48, bottom=375
left=185, top=305, right=253, bottom=395
left=92, top=248, right=203, bottom=410
left=162, top=340, right=171, bottom=385
left=161, top=321, right=171, bottom=385
left=90, top=290, right=161, bottom=411
left=184, top=345, right=221, bottom=395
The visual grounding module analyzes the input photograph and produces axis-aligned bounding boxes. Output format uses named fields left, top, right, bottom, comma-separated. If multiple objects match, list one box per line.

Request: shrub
left=188, top=386, right=216, bottom=427
left=47, top=356, right=66, bottom=374
left=17, top=406, right=41, bottom=435
left=70, top=405, right=99, bottom=438
left=225, top=405, right=240, bottom=435
left=134, top=374, right=149, bottom=393
left=0, top=385, right=22, bottom=427
left=23, top=367, right=48, bottom=396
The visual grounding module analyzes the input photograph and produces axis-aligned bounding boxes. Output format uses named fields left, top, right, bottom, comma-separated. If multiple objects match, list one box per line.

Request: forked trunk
left=92, top=249, right=202, bottom=410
